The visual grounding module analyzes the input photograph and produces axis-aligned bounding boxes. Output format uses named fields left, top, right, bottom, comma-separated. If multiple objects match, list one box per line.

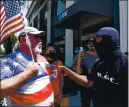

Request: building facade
left=26, top=0, right=128, bottom=66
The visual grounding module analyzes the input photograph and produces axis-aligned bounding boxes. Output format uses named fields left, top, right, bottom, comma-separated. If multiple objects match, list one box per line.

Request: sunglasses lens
left=34, top=35, right=43, bottom=39
left=20, top=32, right=26, bottom=36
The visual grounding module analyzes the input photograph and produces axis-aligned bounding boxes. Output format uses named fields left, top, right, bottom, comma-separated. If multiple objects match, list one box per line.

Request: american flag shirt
left=0, top=52, right=54, bottom=106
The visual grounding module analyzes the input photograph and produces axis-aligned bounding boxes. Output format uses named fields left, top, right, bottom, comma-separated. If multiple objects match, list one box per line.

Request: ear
left=19, top=37, right=26, bottom=45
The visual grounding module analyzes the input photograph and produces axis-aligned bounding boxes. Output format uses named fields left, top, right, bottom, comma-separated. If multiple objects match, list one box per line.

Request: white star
left=37, top=71, right=42, bottom=76
left=4, top=66, right=10, bottom=71
left=13, top=62, right=18, bottom=67
left=17, top=54, right=23, bottom=59
left=2, top=59, right=7, bottom=63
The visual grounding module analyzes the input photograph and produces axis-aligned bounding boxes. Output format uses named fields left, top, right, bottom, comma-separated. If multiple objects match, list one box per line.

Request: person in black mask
left=58, top=27, right=128, bottom=107
left=45, top=43, right=57, bottom=64
left=76, top=37, right=98, bottom=107
left=45, top=43, right=69, bottom=107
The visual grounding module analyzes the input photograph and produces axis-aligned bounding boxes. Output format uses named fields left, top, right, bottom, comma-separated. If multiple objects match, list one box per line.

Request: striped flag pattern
left=0, top=0, right=24, bottom=44
left=1, top=53, right=54, bottom=106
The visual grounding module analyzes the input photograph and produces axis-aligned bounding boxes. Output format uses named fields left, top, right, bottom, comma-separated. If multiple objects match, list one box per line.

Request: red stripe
left=0, top=4, right=6, bottom=29
left=1, top=15, right=22, bottom=31
left=9, top=83, right=53, bottom=106
left=0, top=26, right=24, bottom=44
left=1, top=21, right=23, bottom=36
left=0, top=4, right=5, bottom=20
left=0, top=8, right=5, bottom=18
left=0, top=15, right=6, bottom=25
left=0, top=4, right=4, bottom=10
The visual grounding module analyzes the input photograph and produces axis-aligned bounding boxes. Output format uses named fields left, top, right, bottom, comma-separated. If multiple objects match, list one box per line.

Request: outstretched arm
left=0, top=62, right=38, bottom=98
left=58, top=66, right=93, bottom=87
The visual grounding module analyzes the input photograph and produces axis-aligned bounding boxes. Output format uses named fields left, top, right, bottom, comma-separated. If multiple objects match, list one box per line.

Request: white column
left=119, top=0, right=128, bottom=52
left=47, top=0, right=51, bottom=43
left=65, top=29, right=73, bottom=67
left=65, top=0, right=74, bottom=67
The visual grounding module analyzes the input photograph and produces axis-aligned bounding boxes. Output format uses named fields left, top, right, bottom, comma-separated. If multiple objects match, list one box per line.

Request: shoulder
left=1, top=52, right=18, bottom=63
left=57, top=60, right=64, bottom=66
left=94, top=58, right=102, bottom=66
left=119, top=53, right=128, bottom=67
left=37, top=55, right=48, bottom=62
left=122, top=53, right=128, bottom=62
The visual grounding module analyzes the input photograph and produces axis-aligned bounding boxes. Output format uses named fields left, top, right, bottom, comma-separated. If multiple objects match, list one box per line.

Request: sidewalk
left=69, top=91, right=81, bottom=106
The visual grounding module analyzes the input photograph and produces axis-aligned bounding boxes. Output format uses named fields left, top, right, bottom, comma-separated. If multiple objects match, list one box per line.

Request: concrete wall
left=47, top=0, right=51, bottom=44
left=65, top=0, right=74, bottom=67
left=119, top=0, right=128, bottom=53
left=65, top=29, right=73, bottom=67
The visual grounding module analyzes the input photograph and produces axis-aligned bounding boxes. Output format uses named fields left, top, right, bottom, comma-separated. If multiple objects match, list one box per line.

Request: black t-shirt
left=88, top=53, right=128, bottom=107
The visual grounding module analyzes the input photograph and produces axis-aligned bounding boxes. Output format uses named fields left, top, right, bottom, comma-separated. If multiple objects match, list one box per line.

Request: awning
left=52, top=0, right=114, bottom=29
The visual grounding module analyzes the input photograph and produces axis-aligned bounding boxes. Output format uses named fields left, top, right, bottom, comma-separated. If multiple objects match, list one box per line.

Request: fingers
left=58, top=66, right=64, bottom=71
left=26, top=62, right=39, bottom=74
left=78, top=52, right=84, bottom=60
left=27, top=62, right=38, bottom=69
left=58, top=66, right=64, bottom=68
left=80, top=52, right=84, bottom=58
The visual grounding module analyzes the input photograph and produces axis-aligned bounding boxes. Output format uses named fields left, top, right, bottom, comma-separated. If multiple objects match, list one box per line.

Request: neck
left=87, top=51, right=97, bottom=56
left=48, top=60, right=55, bottom=64
left=19, top=45, right=37, bottom=58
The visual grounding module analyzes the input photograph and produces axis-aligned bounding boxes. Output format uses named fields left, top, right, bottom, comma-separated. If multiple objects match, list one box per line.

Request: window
left=51, top=0, right=66, bottom=41
left=57, top=0, right=66, bottom=15
left=33, top=16, right=38, bottom=29
left=51, top=0, right=66, bottom=17
left=40, top=7, right=47, bottom=31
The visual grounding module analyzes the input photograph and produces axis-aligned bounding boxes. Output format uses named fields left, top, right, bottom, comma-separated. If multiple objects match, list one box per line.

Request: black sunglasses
left=32, top=34, right=43, bottom=39
left=19, top=33, right=43, bottom=39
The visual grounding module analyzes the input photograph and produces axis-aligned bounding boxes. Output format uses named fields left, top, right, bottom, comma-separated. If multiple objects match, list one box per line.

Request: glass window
left=39, top=7, right=47, bottom=46
left=51, top=0, right=66, bottom=17
left=40, top=7, right=47, bottom=31
left=33, top=16, right=38, bottom=29
left=51, top=0, right=66, bottom=42
left=57, top=0, right=66, bottom=15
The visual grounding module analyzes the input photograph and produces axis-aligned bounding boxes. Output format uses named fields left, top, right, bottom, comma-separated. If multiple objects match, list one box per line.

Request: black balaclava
left=94, top=27, right=122, bottom=63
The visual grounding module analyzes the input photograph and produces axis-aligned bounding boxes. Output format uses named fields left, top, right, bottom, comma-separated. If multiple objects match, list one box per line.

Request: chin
left=35, top=51, right=42, bottom=55
left=34, top=47, right=42, bottom=55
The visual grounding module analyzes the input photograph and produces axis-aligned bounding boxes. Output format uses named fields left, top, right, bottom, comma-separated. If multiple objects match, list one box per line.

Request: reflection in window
left=51, top=0, right=66, bottom=42
left=51, top=0, right=66, bottom=17
left=57, top=0, right=66, bottom=15
left=33, top=16, right=38, bottom=29
left=40, top=7, right=47, bottom=31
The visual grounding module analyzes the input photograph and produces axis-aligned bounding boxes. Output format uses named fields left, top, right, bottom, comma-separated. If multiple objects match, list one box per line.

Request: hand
left=58, top=66, right=65, bottom=71
left=25, top=62, right=39, bottom=75
left=58, top=66, right=69, bottom=76
left=77, top=52, right=84, bottom=63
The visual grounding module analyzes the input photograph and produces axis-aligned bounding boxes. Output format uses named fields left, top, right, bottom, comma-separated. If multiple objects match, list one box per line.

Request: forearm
left=63, top=66, right=89, bottom=87
left=0, top=69, right=37, bottom=98
left=76, top=63, right=82, bottom=74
